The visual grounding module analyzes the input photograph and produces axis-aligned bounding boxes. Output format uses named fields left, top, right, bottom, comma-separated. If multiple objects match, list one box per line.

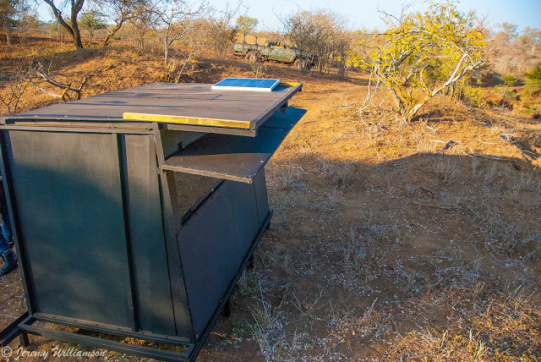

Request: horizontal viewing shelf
left=161, top=107, right=306, bottom=183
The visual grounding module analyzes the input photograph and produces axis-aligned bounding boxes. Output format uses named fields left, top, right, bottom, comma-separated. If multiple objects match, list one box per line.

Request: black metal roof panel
left=3, top=82, right=302, bottom=134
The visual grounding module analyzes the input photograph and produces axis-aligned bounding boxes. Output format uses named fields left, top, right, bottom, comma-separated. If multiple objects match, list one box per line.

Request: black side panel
left=177, top=178, right=260, bottom=339
left=7, top=131, right=131, bottom=327
left=253, top=169, right=270, bottom=225
left=123, top=135, right=176, bottom=335
left=229, top=180, right=261, bottom=266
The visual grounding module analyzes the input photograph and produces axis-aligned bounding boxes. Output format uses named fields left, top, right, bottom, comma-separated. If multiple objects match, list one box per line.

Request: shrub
left=349, top=2, right=485, bottom=123
left=501, top=74, right=518, bottom=87
left=523, top=63, right=541, bottom=96
left=495, top=86, right=516, bottom=100
left=462, top=86, right=484, bottom=108
left=522, top=104, right=540, bottom=118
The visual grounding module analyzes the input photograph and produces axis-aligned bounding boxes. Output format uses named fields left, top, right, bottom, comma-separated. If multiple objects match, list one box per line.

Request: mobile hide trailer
left=0, top=78, right=305, bottom=361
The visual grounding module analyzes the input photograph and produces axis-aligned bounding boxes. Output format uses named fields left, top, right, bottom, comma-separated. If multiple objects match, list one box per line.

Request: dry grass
left=384, top=287, right=541, bottom=360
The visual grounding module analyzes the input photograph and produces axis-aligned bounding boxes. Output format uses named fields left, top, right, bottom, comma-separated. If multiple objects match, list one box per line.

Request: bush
left=501, top=74, right=518, bottom=87
left=523, top=63, right=541, bottom=96
left=522, top=104, right=540, bottom=118
left=349, top=2, right=485, bottom=123
left=495, top=86, right=516, bottom=100
left=462, top=86, right=485, bottom=108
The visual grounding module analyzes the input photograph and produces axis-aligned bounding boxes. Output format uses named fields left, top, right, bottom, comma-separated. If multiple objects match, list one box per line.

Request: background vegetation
left=1, top=0, right=539, bottom=119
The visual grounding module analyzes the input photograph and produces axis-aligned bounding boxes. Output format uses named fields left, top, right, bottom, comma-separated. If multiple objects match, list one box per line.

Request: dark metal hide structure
left=0, top=81, right=305, bottom=361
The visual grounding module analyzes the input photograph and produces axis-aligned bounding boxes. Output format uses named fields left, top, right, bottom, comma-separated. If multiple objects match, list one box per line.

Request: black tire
left=294, top=58, right=307, bottom=71
left=246, top=52, right=258, bottom=63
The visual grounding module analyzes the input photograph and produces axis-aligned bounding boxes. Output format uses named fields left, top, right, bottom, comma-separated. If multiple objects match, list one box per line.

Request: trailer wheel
left=246, top=52, right=259, bottom=63
left=294, top=58, right=306, bottom=70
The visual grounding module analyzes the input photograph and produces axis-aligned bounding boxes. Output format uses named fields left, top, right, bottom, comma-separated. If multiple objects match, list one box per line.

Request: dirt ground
left=1, top=39, right=540, bottom=361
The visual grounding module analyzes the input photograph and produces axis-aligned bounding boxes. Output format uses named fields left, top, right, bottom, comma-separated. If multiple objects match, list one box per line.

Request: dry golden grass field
left=1, top=38, right=540, bottom=361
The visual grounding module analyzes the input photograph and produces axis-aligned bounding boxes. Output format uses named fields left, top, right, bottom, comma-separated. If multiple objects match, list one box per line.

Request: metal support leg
left=221, top=299, right=231, bottom=317
left=18, top=333, right=29, bottom=347
left=0, top=311, right=29, bottom=347
left=247, top=254, right=255, bottom=270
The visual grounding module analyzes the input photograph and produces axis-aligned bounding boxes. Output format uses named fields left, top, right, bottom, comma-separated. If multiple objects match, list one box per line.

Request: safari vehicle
left=233, top=34, right=318, bottom=70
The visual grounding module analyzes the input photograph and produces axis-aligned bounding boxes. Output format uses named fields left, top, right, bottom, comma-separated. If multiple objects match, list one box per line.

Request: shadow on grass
left=220, top=150, right=540, bottom=359
left=1, top=149, right=539, bottom=360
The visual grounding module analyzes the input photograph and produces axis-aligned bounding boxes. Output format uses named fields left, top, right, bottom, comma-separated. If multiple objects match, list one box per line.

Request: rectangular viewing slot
left=161, top=108, right=306, bottom=183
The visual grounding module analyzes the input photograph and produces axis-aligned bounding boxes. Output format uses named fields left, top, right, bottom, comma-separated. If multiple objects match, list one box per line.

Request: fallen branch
left=28, top=79, right=63, bottom=98
left=0, top=313, right=17, bottom=319
left=466, top=153, right=509, bottom=161
left=412, top=200, right=460, bottom=211
left=0, top=68, right=31, bottom=114
left=429, top=140, right=448, bottom=143
left=28, top=62, right=87, bottom=102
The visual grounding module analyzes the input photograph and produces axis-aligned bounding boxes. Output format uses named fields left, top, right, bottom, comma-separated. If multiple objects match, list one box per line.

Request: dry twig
left=28, top=62, right=87, bottom=101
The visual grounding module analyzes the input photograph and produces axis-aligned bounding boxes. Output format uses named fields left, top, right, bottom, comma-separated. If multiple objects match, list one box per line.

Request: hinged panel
left=161, top=108, right=306, bottom=183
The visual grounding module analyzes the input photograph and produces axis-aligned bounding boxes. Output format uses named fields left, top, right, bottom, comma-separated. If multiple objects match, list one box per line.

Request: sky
left=244, top=0, right=541, bottom=32
left=37, top=0, right=541, bottom=33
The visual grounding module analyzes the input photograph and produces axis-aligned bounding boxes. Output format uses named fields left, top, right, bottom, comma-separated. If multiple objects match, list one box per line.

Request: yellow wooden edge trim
left=122, top=112, right=252, bottom=129
left=278, top=82, right=299, bottom=87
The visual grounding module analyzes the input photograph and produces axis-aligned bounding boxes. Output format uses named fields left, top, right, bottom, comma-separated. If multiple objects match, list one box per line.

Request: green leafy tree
left=0, top=0, right=24, bottom=44
left=350, top=2, right=486, bottom=123
left=235, top=15, right=257, bottom=34
left=79, top=9, right=105, bottom=40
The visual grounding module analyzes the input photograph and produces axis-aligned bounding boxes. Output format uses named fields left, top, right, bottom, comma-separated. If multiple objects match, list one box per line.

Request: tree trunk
left=103, top=20, right=125, bottom=47
left=4, top=22, right=11, bottom=45
left=72, top=27, right=83, bottom=48
left=71, top=17, right=83, bottom=49
left=164, top=44, right=169, bottom=69
left=337, top=61, right=346, bottom=78
left=44, top=0, right=85, bottom=49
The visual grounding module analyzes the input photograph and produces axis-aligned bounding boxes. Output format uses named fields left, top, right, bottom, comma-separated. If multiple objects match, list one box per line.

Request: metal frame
left=0, top=210, right=271, bottom=361
left=0, top=123, right=275, bottom=361
left=0, top=81, right=303, bottom=360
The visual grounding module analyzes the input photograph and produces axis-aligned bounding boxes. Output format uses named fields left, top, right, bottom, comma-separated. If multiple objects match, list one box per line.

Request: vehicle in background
left=233, top=34, right=318, bottom=70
